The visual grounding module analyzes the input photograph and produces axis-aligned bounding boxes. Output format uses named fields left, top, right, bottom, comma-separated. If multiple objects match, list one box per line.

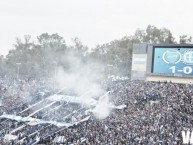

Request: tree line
left=0, top=25, right=192, bottom=78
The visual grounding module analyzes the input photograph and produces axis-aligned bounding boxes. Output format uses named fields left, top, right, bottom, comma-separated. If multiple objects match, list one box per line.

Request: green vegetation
left=0, top=25, right=192, bottom=78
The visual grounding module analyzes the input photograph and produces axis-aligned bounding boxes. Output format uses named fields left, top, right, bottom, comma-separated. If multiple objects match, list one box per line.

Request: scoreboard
left=131, top=44, right=193, bottom=83
left=153, top=47, right=193, bottom=76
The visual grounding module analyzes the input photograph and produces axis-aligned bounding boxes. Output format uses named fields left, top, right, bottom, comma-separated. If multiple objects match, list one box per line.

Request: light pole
left=0, top=99, right=2, bottom=107
left=53, top=61, right=58, bottom=92
left=107, top=64, right=113, bottom=77
left=16, top=63, right=21, bottom=79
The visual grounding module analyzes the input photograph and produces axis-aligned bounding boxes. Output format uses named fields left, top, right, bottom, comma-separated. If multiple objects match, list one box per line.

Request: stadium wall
left=146, top=75, right=193, bottom=84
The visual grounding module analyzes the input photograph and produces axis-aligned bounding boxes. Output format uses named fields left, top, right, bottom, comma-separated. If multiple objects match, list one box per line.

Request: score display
left=153, top=47, right=193, bottom=75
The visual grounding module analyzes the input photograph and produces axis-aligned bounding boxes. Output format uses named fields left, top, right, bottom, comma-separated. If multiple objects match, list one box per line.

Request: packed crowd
left=0, top=77, right=193, bottom=144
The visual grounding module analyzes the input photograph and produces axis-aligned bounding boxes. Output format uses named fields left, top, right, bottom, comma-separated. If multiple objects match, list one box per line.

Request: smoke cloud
left=53, top=51, right=112, bottom=119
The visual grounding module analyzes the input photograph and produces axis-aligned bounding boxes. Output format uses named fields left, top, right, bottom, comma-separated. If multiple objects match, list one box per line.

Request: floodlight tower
left=16, top=63, right=21, bottom=79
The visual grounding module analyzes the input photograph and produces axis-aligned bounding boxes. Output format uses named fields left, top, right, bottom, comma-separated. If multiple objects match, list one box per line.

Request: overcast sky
left=0, top=0, right=193, bottom=55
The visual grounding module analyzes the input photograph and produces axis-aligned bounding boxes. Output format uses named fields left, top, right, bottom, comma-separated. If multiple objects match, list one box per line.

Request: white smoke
left=53, top=52, right=112, bottom=119
left=92, top=93, right=112, bottom=119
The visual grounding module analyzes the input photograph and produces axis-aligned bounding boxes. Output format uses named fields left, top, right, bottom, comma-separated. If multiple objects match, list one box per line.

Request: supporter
left=0, top=77, right=193, bottom=144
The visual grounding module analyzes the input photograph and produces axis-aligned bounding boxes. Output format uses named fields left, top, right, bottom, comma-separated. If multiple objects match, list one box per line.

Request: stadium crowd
left=0, top=77, right=193, bottom=145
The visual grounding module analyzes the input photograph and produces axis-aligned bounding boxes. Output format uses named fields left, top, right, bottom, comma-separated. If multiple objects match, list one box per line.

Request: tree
left=6, top=35, right=34, bottom=77
left=179, top=35, right=192, bottom=44
left=2, top=25, right=192, bottom=78
left=135, top=25, right=176, bottom=44
left=0, top=55, right=6, bottom=76
left=91, top=35, right=139, bottom=76
left=36, top=33, right=67, bottom=77
left=5, top=33, right=68, bottom=78
left=37, top=33, right=66, bottom=51
left=71, top=37, right=88, bottom=55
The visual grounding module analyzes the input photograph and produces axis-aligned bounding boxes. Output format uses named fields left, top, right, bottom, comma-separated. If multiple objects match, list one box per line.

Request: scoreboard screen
left=153, top=47, right=193, bottom=75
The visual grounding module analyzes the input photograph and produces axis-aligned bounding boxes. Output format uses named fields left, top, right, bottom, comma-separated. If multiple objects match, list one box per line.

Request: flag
left=80, top=137, right=87, bottom=143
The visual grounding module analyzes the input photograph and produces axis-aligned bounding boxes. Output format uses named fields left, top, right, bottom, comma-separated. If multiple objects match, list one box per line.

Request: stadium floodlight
left=16, top=63, right=21, bottom=79
left=53, top=61, right=58, bottom=92
left=0, top=99, right=2, bottom=106
left=107, top=64, right=113, bottom=76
